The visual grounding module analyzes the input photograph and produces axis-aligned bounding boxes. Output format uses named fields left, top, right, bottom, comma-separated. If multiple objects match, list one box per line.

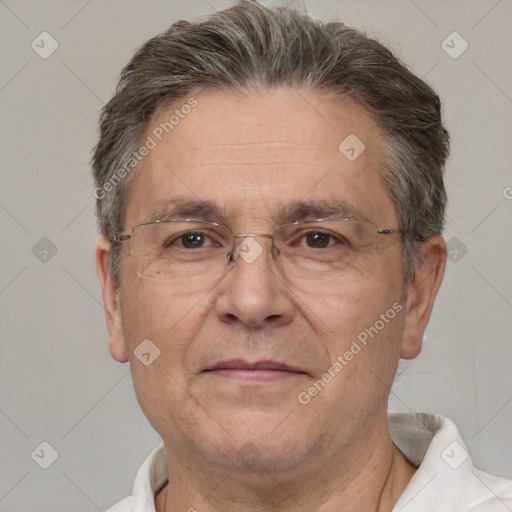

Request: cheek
left=302, top=270, right=402, bottom=357
left=119, top=279, right=216, bottom=382
left=119, top=281, right=218, bottom=430
left=298, top=277, right=405, bottom=415
left=122, top=278, right=208, bottom=337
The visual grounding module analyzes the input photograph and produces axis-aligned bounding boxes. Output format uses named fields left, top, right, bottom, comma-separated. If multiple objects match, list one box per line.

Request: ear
left=400, top=236, right=447, bottom=360
left=95, top=237, right=128, bottom=363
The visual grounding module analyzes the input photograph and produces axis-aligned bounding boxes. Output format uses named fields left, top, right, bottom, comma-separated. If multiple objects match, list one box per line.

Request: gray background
left=1, top=0, right=511, bottom=510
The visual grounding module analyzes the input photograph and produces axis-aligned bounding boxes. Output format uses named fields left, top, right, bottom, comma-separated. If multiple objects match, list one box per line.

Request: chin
left=187, top=410, right=322, bottom=475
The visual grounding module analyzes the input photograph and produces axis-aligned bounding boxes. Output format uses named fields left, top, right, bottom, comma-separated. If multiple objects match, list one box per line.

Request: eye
left=302, top=231, right=346, bottom=249
left=305, top=232, right=331, bottom=249
left=167, top=231, right=215, bottom=249
left=182, top=232, right=208, bottom=248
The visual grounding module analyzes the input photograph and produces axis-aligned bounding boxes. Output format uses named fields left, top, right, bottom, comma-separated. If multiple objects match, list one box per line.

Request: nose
left=215, top=236, right=294, bottom=328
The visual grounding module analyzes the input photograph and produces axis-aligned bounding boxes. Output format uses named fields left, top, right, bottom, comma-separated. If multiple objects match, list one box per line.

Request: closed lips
left=206, top=359, right=305, bottom=373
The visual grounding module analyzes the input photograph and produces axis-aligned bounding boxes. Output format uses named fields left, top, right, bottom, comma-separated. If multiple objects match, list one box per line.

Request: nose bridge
left=216, top=232, right=293, bottom=328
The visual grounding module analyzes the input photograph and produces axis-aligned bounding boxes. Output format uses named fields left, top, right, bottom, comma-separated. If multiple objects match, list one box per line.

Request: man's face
left=109, top=87, right=411, bottom=473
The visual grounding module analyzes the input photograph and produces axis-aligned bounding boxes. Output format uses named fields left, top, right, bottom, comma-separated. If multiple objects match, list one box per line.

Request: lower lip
left=207, top=369, right=303, bottom=382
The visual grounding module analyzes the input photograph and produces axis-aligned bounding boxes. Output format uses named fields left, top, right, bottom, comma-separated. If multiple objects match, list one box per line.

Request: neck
left=156, top=418, right=417, bottom=512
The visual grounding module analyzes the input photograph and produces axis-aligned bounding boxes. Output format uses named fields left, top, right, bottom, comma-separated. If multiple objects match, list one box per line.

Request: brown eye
left=163, top=231, right=215, bottom=250
left=303, top=231, right=347, bottom=249
left=180, top=232, right=207, bottom=249
left=306, top=232, right=332, bottom=248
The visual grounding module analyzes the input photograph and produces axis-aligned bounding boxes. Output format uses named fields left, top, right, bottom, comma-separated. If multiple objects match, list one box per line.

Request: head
left=94, top=1, right=448, bottom=481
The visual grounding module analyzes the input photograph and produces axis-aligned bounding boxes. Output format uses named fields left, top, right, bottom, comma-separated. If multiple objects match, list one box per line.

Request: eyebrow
left=143, top=197, right=371, bottom=226
left=276, top=199, right=371, bottom=224
left=145, top=198, right=227, bottom=224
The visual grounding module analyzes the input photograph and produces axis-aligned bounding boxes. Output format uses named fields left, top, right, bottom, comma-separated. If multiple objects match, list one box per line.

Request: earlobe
left=109, top=332, right=128, bottom=363
left=400, top=236, right=447, bottom=360
left=95, top=237, right=128, bottom=363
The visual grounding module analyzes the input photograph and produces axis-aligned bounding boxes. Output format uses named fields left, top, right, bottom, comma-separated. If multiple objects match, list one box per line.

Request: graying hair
left=92, top=0, right=449, bottom=285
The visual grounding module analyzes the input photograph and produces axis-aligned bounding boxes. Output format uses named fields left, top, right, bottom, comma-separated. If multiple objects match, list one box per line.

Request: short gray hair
left=92, top=0, right=449, bottom=285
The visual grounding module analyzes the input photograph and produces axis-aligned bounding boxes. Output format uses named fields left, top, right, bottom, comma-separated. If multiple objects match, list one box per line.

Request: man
left=93, top=2, right=512, bottom=511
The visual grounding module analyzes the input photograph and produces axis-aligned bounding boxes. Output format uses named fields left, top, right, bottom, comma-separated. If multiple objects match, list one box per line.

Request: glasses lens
left=130, top=221, right=232, bottom=282
left=274, top=220, right=386, bottom=280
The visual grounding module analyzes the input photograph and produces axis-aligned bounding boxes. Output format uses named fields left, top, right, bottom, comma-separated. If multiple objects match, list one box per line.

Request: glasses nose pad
left=272, top=245, right=280, bottom=259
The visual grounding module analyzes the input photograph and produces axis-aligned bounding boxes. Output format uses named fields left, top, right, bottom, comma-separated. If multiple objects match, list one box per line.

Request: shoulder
left=390, top=413, right=512, bottom=511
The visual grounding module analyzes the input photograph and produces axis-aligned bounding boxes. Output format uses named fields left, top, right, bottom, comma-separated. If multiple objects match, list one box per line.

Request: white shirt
left=106, top=413, right=512, bottom=512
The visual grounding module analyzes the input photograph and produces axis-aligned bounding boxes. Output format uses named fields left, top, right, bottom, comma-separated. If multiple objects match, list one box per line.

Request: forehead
left=125, top=87, right=397, bottom=229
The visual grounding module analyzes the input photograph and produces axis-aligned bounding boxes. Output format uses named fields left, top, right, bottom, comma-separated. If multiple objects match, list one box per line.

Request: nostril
left=266, top=314, right=281, bottom=322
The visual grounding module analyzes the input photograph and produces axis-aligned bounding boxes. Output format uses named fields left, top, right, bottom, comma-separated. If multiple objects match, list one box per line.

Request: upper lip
left=206, top=359, right=305, bottom=373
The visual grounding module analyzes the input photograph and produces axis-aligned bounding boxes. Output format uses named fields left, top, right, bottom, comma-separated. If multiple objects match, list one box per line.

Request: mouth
left=204, top=359, right=308, bottom=382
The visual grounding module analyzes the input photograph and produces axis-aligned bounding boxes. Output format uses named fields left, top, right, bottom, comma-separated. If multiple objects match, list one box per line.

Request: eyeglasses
left=112, top=219, right=403, bottom=289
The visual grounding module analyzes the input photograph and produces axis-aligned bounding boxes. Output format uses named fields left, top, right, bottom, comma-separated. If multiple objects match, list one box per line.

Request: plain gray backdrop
left=1, top=0, right=511, bottom=510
